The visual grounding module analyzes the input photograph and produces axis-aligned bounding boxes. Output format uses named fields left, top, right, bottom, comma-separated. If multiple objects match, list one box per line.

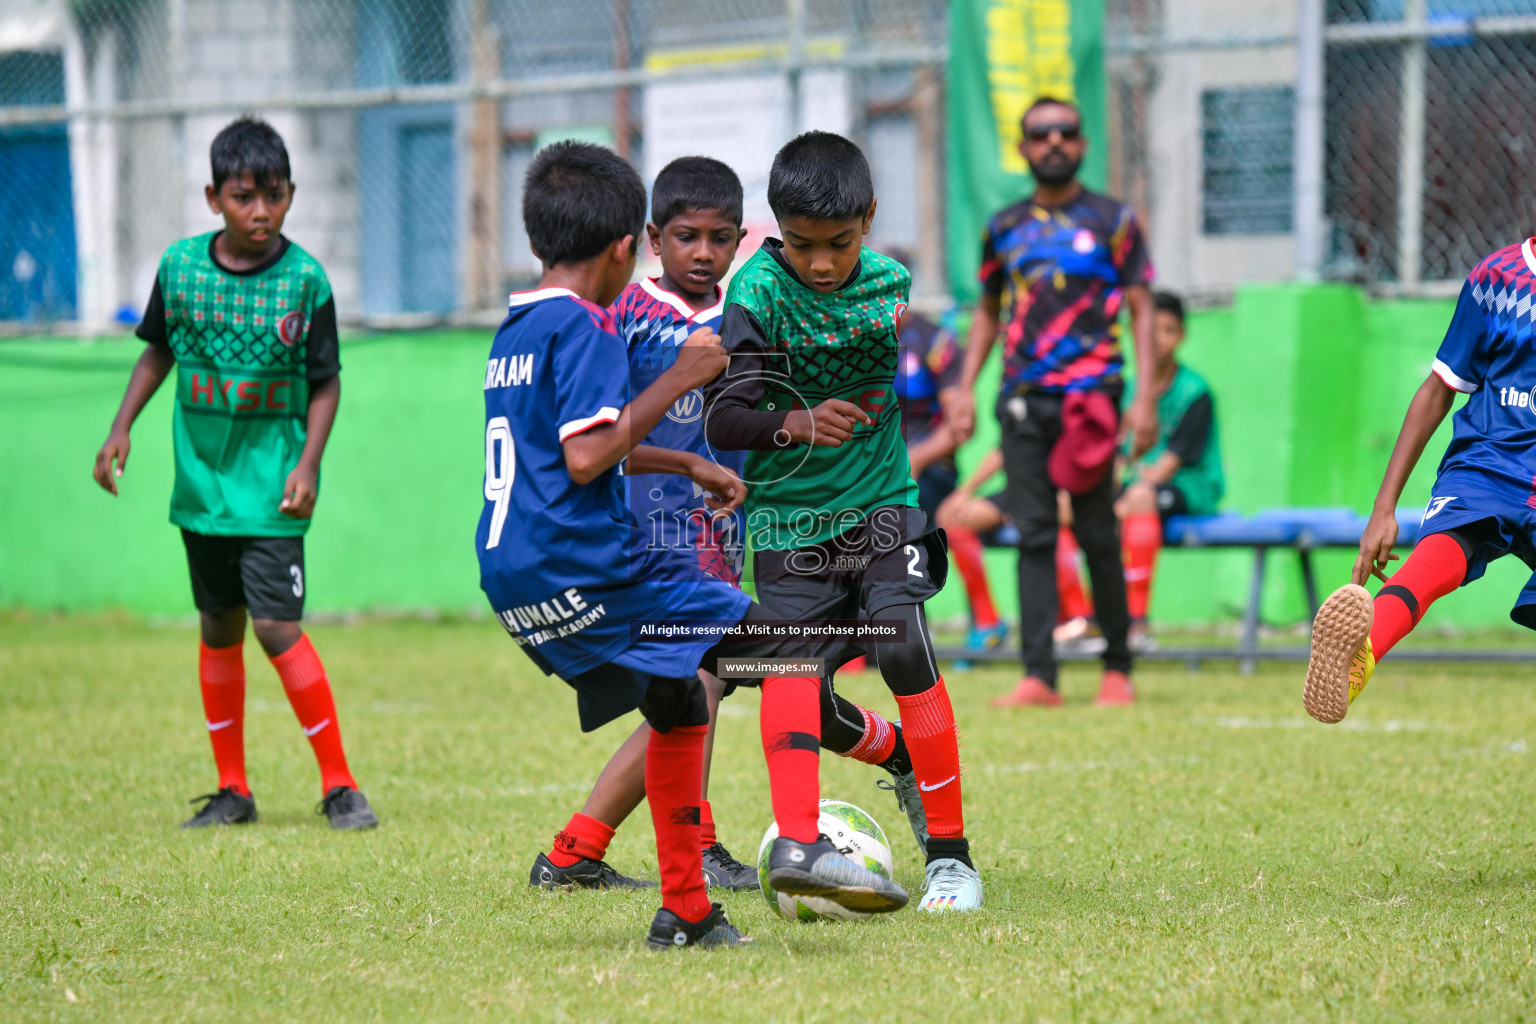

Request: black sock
left=926, top=836, right=972, bottom=870
left=879, top=722, right=913, bottom=776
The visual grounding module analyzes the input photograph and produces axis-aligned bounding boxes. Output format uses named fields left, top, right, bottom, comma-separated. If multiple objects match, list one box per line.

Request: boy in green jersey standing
left=93, top=117, right=377, bottom=831
left=704, top=131, right=983, bottom=911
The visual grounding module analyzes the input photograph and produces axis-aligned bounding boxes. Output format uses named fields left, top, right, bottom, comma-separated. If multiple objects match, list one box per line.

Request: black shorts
left=753, top=505, right=948, bottom=661
left=181, top=530, right=306, bottom=620
left=1153, top=482, right=1189, bottom=523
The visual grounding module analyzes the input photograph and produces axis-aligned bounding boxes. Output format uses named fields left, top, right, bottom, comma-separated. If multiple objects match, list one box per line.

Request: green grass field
left=3, top=614, right=1535, bottom=1023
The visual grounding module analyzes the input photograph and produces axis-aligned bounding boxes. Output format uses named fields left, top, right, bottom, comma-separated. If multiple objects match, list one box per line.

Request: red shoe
left=991, top=676, right=1062, bottom=708
left=839, top=655, right=868, bottom=675
left=1094, top=670, right=1136, bottom=706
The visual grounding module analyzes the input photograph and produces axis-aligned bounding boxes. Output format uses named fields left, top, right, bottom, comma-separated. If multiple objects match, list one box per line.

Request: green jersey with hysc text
left=137, top=232, right=340, bottom=537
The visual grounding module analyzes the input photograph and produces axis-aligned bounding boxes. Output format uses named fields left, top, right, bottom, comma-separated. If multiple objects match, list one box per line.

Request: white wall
left=1146, top=0, right=1299, bottom=296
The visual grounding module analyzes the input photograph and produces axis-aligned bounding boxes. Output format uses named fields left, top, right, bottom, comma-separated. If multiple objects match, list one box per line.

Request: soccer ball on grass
left=755, top=799, right=895, bottom=922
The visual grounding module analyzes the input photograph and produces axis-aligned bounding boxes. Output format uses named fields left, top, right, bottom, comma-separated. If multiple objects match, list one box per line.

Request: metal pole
left=1397, top=0, right=1427, bottom=290
left=786, top=0, right=805, bottom=136
left=1293, top=0, right=1326, bottom=279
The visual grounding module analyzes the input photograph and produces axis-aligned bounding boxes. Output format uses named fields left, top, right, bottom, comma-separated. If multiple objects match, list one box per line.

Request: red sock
left=947, top=527, right=999, bottom=628
left=270, top=634, right=356, bottom=793
left=1369, top=532, right=1468, bottom=659
left=1122, top=513, right=1163, bottom=621
left=646, top=724, right=711, bottom=921
left=199, top=641, right=248, bottom=796
left=548, top=811, right=615, bottom=867
left=760, top=677, right=821, bottom=843
left=893, top=678, right=964, bottom=839
left=841, top=703, right=897, bottom=766
left=1057, top=527, right=1093, bottom=621
left=699, top=799, right=717, bottom=849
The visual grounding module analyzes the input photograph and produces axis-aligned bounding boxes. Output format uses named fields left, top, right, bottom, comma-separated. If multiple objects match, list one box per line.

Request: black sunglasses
left=1024, top=122, right=1082, bottom=142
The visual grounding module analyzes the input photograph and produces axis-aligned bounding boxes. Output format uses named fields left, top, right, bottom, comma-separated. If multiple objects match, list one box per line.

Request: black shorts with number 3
left=181, top=530, right=307, bottom=620
left=752, top=505, right=948, bottom=661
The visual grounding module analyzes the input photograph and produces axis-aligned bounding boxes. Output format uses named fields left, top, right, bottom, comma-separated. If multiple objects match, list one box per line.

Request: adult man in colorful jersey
left=949, top=96, right=1159, bottom=708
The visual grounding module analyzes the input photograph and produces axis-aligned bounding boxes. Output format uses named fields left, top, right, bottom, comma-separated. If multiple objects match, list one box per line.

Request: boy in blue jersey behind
left=479, top=142, right=906, bottom=949
left=1306, top=237, right=1536, bottom=722
left=527, top=156, right=757, bottom=892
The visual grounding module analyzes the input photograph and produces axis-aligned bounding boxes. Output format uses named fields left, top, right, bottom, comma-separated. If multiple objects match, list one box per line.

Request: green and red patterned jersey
left=136, top=232, right=339, bottom=536
left=705, top=239, right=918, bottom=550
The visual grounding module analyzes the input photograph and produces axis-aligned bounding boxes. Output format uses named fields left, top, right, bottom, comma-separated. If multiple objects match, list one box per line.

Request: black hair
left=651, top=156, right=744, bottom=228
left=210, top=116, right=291, bottom=191
left=767, top=131, right=873, bottom=222
left=1153, top=290, right=1186, bottom=324
left=1021, top=95, right=1081, bottom=128
left=522, top=141, right=646, bottom=267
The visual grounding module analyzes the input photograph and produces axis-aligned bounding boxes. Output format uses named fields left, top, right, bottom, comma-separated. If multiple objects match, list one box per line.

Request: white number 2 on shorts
left=484, top=416, right=517, bottom=549
left=905, top=544, right=923, bottom=578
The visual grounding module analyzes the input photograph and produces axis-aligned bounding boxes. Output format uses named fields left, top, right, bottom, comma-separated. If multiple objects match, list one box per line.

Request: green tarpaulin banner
left=946, top=0, right=1108, bottom=304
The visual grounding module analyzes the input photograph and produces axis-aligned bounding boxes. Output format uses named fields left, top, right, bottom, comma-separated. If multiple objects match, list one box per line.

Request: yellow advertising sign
left=985, top=0, right=1076, bottom=174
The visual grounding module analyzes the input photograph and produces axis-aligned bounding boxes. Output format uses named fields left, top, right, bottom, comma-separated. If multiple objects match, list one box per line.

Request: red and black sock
left=760, top=676, right=821, bottom=843
left=1122, top=513, right=1163, bottom=622
left=1370, top=532, right=1468, bottom=659
left=199, top=641, right=248, bottom=796
left=892, top=678, right=964, bottom=841
left=1057, top=527, right=1094, bottom=621
left=948, top=526, right=1000, bottom=629
left=645, top=724, right=711, bottom=922
left=548, top=812, right=615, bottom=868
left=270, top=634, right=357, bottom=793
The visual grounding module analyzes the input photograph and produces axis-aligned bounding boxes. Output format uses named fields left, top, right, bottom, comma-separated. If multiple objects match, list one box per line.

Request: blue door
left=399, top=123, right=455, bottom=313
left=0, top=48, right=76, bottom=322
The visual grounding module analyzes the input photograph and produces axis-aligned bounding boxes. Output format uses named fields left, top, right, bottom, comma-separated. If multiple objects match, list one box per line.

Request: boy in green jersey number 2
left=92, top=117, right=378, bottom=831
left=703, top=132, right=983, bottom=911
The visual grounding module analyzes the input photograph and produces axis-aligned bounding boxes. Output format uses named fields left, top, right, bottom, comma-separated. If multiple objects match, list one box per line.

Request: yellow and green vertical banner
left=946, top=0, right=1107, bottom=303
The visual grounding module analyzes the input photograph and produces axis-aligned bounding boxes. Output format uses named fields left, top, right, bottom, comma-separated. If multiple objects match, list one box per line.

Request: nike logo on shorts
left=302, top=718, right=331, bottom=737
left=206, top=718, right=235, bottom=732
left=919, top=775, right=957, bottom=792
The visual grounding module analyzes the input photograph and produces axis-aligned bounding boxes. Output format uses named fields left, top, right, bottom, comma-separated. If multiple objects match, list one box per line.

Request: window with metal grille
left=0, top=51, right=65, bottom=107
left=1202, top=86, right=1295, bottom=236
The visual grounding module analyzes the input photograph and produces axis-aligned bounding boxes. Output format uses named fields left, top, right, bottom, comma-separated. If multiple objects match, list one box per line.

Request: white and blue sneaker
left=917, top=857, right=983, bottom=912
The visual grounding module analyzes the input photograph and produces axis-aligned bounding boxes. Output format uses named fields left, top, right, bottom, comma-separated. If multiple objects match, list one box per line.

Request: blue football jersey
left=476, top=287, right=750, bottom=681
left=613, top=278, right=746, bottom=584
left=1431, top=238, right=1536, bottom=497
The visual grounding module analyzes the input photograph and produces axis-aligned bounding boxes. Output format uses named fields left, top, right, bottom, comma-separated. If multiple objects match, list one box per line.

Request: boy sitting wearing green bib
left=1116, top=291, right=1224, bottom=647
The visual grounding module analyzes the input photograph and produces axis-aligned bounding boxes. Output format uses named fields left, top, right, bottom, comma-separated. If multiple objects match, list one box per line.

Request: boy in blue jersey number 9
left=478, top=142, right=906, bottom=950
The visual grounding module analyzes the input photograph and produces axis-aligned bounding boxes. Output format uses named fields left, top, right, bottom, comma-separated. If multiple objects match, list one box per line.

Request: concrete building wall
left=1144, top=0, right=1300, bottom=297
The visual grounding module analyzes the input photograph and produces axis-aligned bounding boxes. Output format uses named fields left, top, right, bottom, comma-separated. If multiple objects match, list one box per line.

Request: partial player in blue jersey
left=1305, top=238, right=1536, bottom=723
left=528, top=157, right=758, bottom=892
left=479, top=142, right=906, bottom=950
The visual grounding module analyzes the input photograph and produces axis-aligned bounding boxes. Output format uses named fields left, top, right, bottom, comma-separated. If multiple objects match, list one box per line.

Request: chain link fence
left=5, top=1, right=1535, bottom=329
left=1325, top=0, right=1536, bottom=288
left=1105, top=0, right=1536, bottom=299
left=0, top=0, right=946, bottom=331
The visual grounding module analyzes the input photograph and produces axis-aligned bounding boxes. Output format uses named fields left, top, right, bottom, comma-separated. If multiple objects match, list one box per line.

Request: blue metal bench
left=956, top=506, right=1432, bottom=670
left=1159, top=507, right=1424, bottom=669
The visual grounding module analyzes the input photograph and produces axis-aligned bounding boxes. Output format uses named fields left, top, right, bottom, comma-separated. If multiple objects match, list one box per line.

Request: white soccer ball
left=756, top=799, right=896, bottom=922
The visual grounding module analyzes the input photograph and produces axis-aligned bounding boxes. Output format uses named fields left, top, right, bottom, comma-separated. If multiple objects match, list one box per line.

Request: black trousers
left=995, top=389, right=1132, bottom=685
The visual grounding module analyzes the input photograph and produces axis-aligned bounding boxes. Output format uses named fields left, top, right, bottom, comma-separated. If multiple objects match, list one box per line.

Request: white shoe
left=917, top=857, right=983, bottom=912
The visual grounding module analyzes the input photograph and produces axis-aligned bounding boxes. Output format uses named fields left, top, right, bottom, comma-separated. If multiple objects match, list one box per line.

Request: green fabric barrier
left=946, top=0, right=1107, bottom=305
left=1, top=289, right=1530, bottom=628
